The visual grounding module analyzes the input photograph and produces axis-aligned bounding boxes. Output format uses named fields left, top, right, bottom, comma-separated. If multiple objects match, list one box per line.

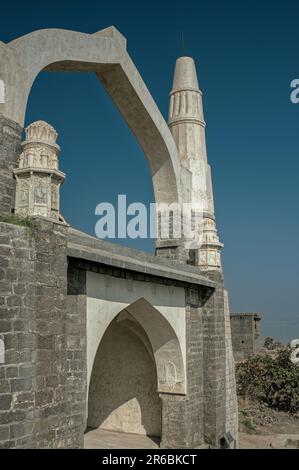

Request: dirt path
left=239, top=432, right=299, bottom=449
left=239, top=404, right=299, bottom=448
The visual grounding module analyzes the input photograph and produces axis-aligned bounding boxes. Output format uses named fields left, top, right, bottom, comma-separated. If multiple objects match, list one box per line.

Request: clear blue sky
left=1, top=0, right=298, bottom=343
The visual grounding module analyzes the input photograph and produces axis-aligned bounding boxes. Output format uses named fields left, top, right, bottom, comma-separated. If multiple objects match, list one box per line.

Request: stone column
left=202, top=270, right=228, bottom=447
left=66, top=260, right=88, bottom=445
left=0, top=115, right=22, bottom=215
left=159, top=393, right=189, bottom=448
left=159, top=285, right=206, bottom=449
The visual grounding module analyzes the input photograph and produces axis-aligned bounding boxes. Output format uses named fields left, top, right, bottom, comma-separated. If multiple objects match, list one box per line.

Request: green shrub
left=264, top=337, right=275, bottom=349
left=241, top=410, right=256, bottom=434
left=264, top=336, right=283, bottom=350
left=236, top=347, right=299, bottom=413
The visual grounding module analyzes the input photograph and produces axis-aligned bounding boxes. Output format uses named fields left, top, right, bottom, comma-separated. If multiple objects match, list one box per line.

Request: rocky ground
left=238, top=399, right=299, bottom=448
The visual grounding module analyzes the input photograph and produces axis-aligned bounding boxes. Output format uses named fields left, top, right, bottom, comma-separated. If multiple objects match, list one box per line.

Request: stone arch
left=0, top=27, right=187, bottom=205
left=87, top=298, right=186, bottom=439
left=88, top=314, right=162, bottom=437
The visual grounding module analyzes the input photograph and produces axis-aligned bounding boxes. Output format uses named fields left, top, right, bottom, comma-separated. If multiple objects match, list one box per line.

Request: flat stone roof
left=67, top=227, right=215, bottom=289
left=231, top=313, right=261, bottom=320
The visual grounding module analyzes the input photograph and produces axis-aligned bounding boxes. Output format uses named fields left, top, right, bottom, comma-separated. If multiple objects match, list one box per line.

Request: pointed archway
left=86, top=297, right=186, bottom=442
left=88, top=313, right=161, bottom=437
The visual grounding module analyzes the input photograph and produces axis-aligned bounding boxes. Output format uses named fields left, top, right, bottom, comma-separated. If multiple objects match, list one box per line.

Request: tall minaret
left=169, top=57, right=223, bottom=270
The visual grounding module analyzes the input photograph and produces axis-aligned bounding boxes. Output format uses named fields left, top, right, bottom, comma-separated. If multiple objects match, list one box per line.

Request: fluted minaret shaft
left=169, top=57, right=222, bottom=270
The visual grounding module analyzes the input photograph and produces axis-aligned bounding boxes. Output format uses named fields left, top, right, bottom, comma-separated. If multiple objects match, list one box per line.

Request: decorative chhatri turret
left=14, top=120, right=65, bottom=220
left=169, top=57, right=223, bottom=270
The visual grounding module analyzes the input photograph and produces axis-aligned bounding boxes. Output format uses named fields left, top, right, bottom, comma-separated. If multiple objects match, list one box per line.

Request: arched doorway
left=87, top=314, right=161, bottom=438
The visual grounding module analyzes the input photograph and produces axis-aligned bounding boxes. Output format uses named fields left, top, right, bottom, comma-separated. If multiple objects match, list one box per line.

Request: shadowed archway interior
left=87, top=313, right=162, bottom=437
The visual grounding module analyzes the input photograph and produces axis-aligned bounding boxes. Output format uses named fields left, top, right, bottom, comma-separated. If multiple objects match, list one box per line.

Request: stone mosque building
left=0, top=26, right=242, bottom=448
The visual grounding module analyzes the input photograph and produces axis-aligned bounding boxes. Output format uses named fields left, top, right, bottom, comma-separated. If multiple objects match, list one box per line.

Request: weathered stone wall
left=66, top=238, right=238, bottom=449
left=0, top=220, right=238, bottom=449
left=184, top=288, right=205, bottom=447
left=202, top=270, right=227, bottom=447
left=230, top=313, right=261, bottom=362
left=32, top=218, right=76, bottom=449
left=0, top=115, right=22, bottom=215
left=155, top=242, right=187, bottom=263
left=66, top=262, right=87, bottom=447
left=68, top=257, right=211, bottom=449
left=0, top=221, right=35, bottom=448
left=0, top=219, right=85, bottom=448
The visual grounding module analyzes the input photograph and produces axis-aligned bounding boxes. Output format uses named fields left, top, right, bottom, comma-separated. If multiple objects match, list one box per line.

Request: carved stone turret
left=14, top=120, right=65, bottom=220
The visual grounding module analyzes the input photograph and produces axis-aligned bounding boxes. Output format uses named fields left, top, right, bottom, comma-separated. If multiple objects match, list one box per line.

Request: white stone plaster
left=86, top=271, right=187, bottom=402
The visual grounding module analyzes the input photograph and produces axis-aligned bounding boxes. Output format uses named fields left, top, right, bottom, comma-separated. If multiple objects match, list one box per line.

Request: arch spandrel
left=125, top=298, right=186, bottom=395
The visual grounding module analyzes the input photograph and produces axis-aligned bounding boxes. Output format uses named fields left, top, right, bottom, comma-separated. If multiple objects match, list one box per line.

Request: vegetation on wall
left=0, top=214, right=33, bottom=229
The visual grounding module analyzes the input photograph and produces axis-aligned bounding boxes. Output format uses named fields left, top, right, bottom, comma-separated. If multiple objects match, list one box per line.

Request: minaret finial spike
left=181, top=31, right=185, bottom=56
